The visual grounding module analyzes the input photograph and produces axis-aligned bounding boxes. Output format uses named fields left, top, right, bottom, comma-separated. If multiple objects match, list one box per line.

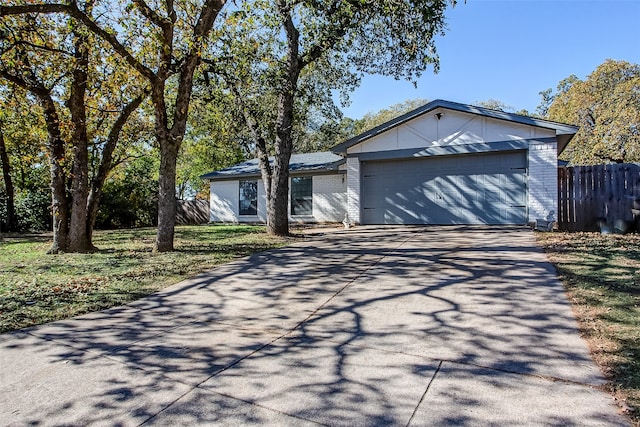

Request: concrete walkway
left=0, top=226, right=630, bottom=426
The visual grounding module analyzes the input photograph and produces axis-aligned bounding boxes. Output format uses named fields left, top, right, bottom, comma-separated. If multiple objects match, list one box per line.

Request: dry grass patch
left=537, top=232, right=640, bottom=423
left=0, top=225, right=287, bottom=333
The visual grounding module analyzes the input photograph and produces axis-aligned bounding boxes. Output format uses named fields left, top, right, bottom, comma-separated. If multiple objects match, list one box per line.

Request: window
left=239, top=180, right=258, bottom=216
left=291, top=176, right=312, bottom=216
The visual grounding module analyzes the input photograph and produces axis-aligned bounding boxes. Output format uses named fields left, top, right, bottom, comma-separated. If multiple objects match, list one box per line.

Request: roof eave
left=557, top=133, right=575, bottom=155
left=202, top=158, right=346, bottom=181
left=331, top=99, right=579, bottom=155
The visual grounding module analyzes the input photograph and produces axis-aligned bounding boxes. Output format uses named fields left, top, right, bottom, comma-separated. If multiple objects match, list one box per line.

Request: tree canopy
left=353, top=98, right=430, bottom=134
left=206, top=0, right=454, bottom=236
left=546, top=59, right=640, bottom=165
left=1, top=0, right=227, bottom=252
left=1, top=0, right=456, bottom=243
left=0, top=6, right=149, bottom=251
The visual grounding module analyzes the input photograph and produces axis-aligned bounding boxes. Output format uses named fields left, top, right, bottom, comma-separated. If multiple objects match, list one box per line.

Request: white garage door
left=361, top=151, right=527, bottom=225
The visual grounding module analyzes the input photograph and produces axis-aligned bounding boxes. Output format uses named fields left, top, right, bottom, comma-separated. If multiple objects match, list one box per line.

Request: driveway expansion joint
left=407, top=361, right=443, bottom=427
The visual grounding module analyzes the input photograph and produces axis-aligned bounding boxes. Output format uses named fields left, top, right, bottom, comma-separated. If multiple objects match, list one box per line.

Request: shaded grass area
left=538, top=232, right=640, bottom=422
left=0, top=225, right=286, bottom=333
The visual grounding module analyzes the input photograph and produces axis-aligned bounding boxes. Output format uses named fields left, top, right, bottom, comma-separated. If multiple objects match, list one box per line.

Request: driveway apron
left=0, top=226, right=629, bottom=426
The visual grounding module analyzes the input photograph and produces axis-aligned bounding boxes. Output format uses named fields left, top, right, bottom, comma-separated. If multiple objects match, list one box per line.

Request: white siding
left=307, top=174, right=347, bottom=222
left=209, top=179, right=267, bottom=223
left=289, top=174, right=346, bottom=223
left=528, top=141, right=558, bottom=223
left=347, top=109, right=556, bottom=155
left=209, top=181, right=238, bottom=222
left=256, top=180, right=267, bottom=222
left=209, top=173, right=346, bottom=224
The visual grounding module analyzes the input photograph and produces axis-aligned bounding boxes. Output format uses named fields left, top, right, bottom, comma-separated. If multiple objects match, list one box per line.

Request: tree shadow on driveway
left=0, top=226, right=629, bottom=426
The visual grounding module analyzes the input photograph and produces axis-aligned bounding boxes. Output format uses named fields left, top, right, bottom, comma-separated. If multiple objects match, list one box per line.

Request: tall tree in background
left=475, top=99, right=533, bottom=117
left=354, top=98, right=430, bottom=135
left=0, top=84, right=49, bottom=232
left=294, top=115, right=359, bottom=153
left=475, top=98, right=513, bottom=112
left=210, top=0, right=453, bottom=236
left=546, top=59, right=640, bottom=165
left=535, top=88, right=554, bottom=118
left=176, top=96, right=245, bottom=200
left=1, top=0, right=228, bottom=252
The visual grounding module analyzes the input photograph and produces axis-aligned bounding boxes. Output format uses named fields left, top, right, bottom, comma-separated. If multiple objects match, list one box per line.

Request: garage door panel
left=362, top=151, right=527, bottom=225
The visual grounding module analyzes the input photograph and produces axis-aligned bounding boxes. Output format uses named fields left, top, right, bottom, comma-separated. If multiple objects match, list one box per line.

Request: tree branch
left=131, top=0, right=174, bottom=79
left=131, top=0, right=166, bottom=29
left=194, top=0, right=225, bottom=38
left=168, top=0, right=225, bottom=142
left=0, top=3, right=68, bottom=16
left=11, top=40, right=74, bottom=57
left=90, top=89, right=149, bottom=199
left=1, top=3, right=157, bottom=82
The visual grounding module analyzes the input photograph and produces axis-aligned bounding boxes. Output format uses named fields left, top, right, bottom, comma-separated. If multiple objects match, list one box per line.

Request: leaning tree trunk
left=0, top=129, right=17, bottom=231
left=2, top=63, right=69, bottom=252
left=85, top=92, right=147, bottom=243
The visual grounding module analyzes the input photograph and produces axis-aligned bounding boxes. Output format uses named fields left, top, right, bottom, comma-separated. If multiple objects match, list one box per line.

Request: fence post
left=558, top=167, right=567, bottom=231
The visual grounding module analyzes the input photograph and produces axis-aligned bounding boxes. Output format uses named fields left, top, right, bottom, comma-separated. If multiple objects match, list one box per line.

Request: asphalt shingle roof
left=201, top=151, right=344, bottom=180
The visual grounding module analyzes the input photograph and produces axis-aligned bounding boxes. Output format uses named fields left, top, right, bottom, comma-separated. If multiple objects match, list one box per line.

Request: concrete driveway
left=0, top=226, right=629, bottom=426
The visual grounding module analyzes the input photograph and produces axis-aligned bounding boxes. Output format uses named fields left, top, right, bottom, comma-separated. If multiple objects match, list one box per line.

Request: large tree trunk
left=267, top=152, right=291, bottom=235
left=264, top=2, right=300, bottom=236
left=155, top=139, right=179, bottom=252
left=0, top=129, right=17, bottom=231
left=150, top=79, right=179, bottom=253
left=67, top=26, right=93, bottom=252
left=267, top=91, right=296, bottom=236
left=153, top=48, right=202, bottom=252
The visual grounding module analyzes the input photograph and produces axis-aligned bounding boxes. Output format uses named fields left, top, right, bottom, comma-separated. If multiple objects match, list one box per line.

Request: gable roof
left=331, top=99, right=579, bottom=155
left=201, top=151, right=345, bottom=181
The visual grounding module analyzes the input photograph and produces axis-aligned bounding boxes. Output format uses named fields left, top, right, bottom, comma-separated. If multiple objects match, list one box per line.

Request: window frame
left=238, top=180, right=258, bottom=216
left=290, top=176, right=313, bottom=216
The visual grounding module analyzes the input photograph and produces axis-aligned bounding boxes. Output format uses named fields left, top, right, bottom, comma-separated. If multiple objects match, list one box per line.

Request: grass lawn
left=0, top=225, right=286, bottom=334
left=537, top=232, right=640, bottom=423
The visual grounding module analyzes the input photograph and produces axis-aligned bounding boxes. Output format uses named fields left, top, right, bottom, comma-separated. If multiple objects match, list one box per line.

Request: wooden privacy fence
left=558, top=163, right=640, bottom=232
left=176, top=199, right=210, bottom=225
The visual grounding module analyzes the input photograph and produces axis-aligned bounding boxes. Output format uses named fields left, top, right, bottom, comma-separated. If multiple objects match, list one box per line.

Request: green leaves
left=548, top=60, right=640, bottom=165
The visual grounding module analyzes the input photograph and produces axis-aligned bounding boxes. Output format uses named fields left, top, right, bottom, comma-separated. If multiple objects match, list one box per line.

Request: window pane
left=239, top=181, right=258, bottom=216
left=291, top=176, right=312, bottom=216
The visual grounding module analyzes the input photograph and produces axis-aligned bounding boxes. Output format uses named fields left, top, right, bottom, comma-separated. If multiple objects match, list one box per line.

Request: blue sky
left=340, top=0, right=640, bottom=119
